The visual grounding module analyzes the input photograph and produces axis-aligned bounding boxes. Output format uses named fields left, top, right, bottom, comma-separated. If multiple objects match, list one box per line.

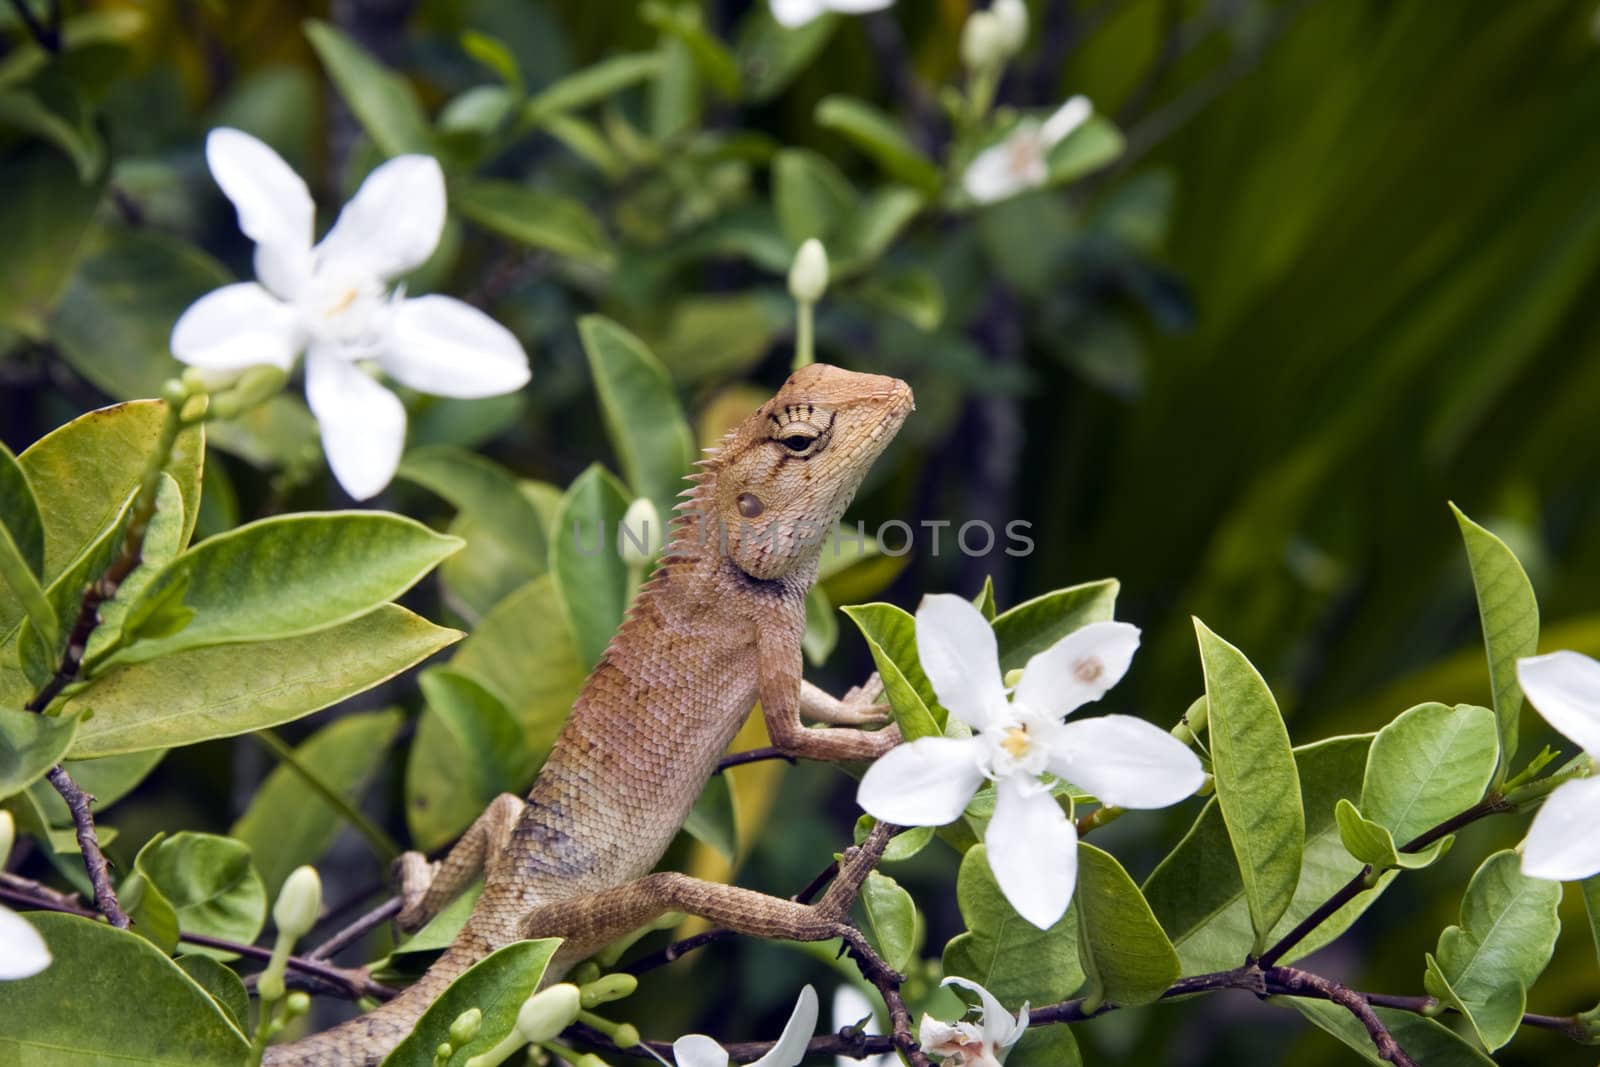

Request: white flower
left=962, top=96, right=1093, bottom=205
left=833, top=985, right=895, bottom=1067
left=919, top=977, right=1027, bottom=1067
left=0, top=905, right=50, bottom=981
left=771, top=0, right=894, bottom=30
left=172, top=128, right=530, bottom=500
left=1514, top=651, right=1600, bottom=880
left=857, top=594, right=1204, bottom=929
left=673, top=985, right=817, bottom=1067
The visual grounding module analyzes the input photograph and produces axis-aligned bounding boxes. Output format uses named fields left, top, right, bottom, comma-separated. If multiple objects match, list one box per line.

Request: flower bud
left=285, top=992, right=311, bottom=1018
left=258, top=969, right=285, bottom=1002
left=580, top=972, right=638, bottom=1009
left=787, top=239, right=829, bottom=305
left=961, top=11, right=1007, bottom=71
left=618, top=498, right=665, bottom=567
left=230, top=364, right=290, bottom=409
left=273, top=865, right=322, bottom=941
left=992, top=0, right=1029, bottom=56
left=611, top=1023, right=640, bottom=1048
left=515, top=983, right=582, bottom=1043
left=0, top=810, right=13, bottom=868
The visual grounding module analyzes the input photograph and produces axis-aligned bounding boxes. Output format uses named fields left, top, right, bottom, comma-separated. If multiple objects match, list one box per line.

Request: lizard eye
left=780, top=434, right=815, bottom=453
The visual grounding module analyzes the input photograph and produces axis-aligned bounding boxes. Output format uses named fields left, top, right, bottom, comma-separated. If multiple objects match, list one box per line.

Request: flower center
left=1000, top=725, right=1033, bottom=761
left=296, top=269, right=390, bottom=357
left=1006, top=127, right=1048, bottom=183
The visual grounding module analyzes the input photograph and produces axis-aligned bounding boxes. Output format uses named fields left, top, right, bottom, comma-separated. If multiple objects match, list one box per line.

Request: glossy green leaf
left=1145, top=735, right=1384, bottom=973
left=0, top=705, right=76, bottom=800
left=437, top=480, right=561, bottom=622
left=1452, top=504, right=1538, bottom=777
left=1045, top=116, right=1125, bottom=185
left=455, top=179, right=614, bottom=267
left=854, top=816, right=934, bottom=863
left=841, top=602, right=941, bottom=741
left=1074, top=842, right=1180, bottom=1007
left=131, top=831, right=267, bottom=954
left=551, top=464, right=632, bottom=670
left=451, top=575, right=586, bottom=762
left=1007, top=1026, right=1083, bottom=1067
left=380, top=939, right=563, bottom=1067
left=943, top=844, right=1084, bottom=1007
left=772, top=148, right=855, bottom=247
left=520, top=52, right=662, bottom=127
left=64, top=605, right=461, bottom=758
left=0, top=912, right=251, bottom=1063
left=815, top=95, right=941, bottom=195
left=0, top=143, right=103, bottom=339
left=1423, top=849, right=1561, bottom=1050
left=0, top=524, right=56, bottom=677
left=577, top=315, right=696, bottom=520
left=407, top=670, right=527, bottom=851
left=973, top=576, right=998, bottom=621
left=0, top=439, right=44, bottom=578
left=1333, top=798, right=1443, bottom=871
left=176, top=955, right=251, bottom=1037
left=1362, top=702, right=1499, bottom=844
left=28, top=749, right=165, bottom=826
left=115, top=511, right=460, bottom=663
left=861, top=870, right=916, bottom=973
left=1194, top=618, right=1303, bottom=952
left=304, top=20, right=434, bottom=156
left=233, top=709, right=403, bottom=894
left=993, top=578, right=1119, bottom=672
left=803, top=585, right=838, bottom=666
left=683, top=772, right=737, bottom=862
left=80, top=474, right=187, bottom=667
left=1287, top=997, right=1495, bottom=1067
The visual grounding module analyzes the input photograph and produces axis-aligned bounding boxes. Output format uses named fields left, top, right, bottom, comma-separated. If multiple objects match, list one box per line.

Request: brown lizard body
left=266, top=364, right=912, bottom=1065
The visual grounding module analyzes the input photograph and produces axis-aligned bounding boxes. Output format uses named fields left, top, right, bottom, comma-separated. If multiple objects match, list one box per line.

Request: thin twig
left=306, top=896, right=401, bottom=962
left=41, top=767, right=129, bottom=928
left=714, top=746, right=795, bottom=773
left=1269, top=967, right=1417, bottom=1067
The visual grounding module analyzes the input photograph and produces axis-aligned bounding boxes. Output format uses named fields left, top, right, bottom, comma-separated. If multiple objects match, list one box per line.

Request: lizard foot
left=393, top=851, right=439, bottom=934
left=833, top=673, right=891, bottom=726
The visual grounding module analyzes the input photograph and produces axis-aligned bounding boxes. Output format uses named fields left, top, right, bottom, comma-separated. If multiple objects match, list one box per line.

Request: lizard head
left=706, top=363, right=913, bottom=582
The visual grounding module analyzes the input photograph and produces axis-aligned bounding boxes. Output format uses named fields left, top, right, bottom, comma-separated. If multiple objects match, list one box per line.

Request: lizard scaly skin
left=266, top=363, right=912, bottom=1065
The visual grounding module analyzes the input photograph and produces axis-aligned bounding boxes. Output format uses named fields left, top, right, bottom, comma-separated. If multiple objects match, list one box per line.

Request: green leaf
left=0, top=912, right=251, bottom=1063
left=733, top=4, right=833, bottom=102
left=833, top=186, right=925, bottom=276
left=380, top=939, right=563, bottom=1067
left=1194, top=618, right=1303, bottom=953
left=29, top=749, right=165, bottom=826
left=0, top=143, right=104, bottom=338
left=973, top=576, right=998, bottom=621
left=551, top=465, right=632, bottom=670
left=0, top=523, right=56, bottom=665
left=1423, top=849, right=1561, bottom=1050
left=80, top=473, right=188, bottom=666
left=647, top=292, right=790, bottom=384
left=815, top=95, right=941, bottom=195
left=841, top=602, right=942, bottom=741
left=683, top=772, right=737, bottom=862
left=176, top=955, right=251, bottom=1037
left=803, top=585, right=839, bottom=667
left=577, top=315, right=696, bottom=519
left=0, top=75, right=103, bottom=181
left=642, top=2, right=740, bottom=98
left=856, top=267, right=944, bottom=332
left=1045, top=115, right=1125, bottom=185
left=455, top=179, right=614, bottom=267
left=450, top=575, right=586, bottom=763
left=1007, top=1026, right=1083, bottom=1067
left=0, top=439, right=44, bottom=578
left=1362, top=701, right=1499, bottom=844
left=0, top=705, right=76, bottom=800
left=64, top=605, right=461, bottom=758
left=861, top=870, right=916, bottom=973
left=1074, top=842, right=1180, bottom=1007
left=1333, top=798, right=1443, bottom=871
left=399, top=445, right=548, bottom=570
left=437, top=481, right=559, bottom=623
left=942, top=844, right=1084, bottom=1007
left=520, top=53, right=663, bottom=127
left=1584, top=874, right=1600, bottom=972
left=233, top=709, right=403, bottom=894
left=1287, top=997, right=1496, bottom=1067
left=130, top=831, right=267, bottom=955
left=772, top=148, right=856, bottom=247
left=1452, top=504, right=1539, bottom=777
left=407, top=670, right=527, bottom=851
left=303, top=20, right=434, bottom=156
left=1145, top=735, right=1381, bottom=973
left=992, top=578, right=1119, bottom=672
left=17, top=399, right=203, bottom=585
left=115, top=511, right=460, bottom=663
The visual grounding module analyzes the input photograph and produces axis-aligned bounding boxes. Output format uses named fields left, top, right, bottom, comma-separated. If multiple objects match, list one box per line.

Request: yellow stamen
left=325, top=288, right=359, bottom=318
left=1001, top=726, right=1032, bottom=760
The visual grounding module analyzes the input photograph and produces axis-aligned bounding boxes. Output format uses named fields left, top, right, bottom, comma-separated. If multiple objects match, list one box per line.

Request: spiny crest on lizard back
left=671, top=364, right=913, bottom=582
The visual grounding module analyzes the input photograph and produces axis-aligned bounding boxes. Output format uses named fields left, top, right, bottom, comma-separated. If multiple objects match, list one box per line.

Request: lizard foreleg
left=395, top=792, right=526, bottom=933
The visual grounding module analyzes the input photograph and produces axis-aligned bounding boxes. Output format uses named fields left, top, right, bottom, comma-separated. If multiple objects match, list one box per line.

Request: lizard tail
left=260, top=940, right=484, bottom=1067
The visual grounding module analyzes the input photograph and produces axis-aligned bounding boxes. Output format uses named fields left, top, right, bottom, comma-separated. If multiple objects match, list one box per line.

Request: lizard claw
left=834, top=673, right=891, bottom=726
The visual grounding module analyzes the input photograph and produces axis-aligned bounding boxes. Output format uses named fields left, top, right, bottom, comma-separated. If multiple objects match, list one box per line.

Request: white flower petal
left=1048, top=715, right=1204, bottom=809
left=205, top=128, right=313, bottom=297
left=305, top=349, right=407, bottom=501
left=1522, top=775, right=1600, bottom=881
left=857, top=736, right=987, bottom=826
left=941, top=977, right=1025, bottom=1049
left=1517, top=651, right=1600, bottom=757
left=963, top=141, right=1028, bottom=204
left=0, top=906, right=50, bottom=980
left=829, top=0, right=895, bottom=12
left=673, top=1034, right=732, bottom=1067
left=317, top=154, right=447, bottom=282
left=1040, top=94, right=1093, bottom=146
left=1014, top=621, right=1140, bottom=717
left=381, top=295, right=531, bottom=398
left=918, top=1016, right=974, bottom=1054
left=985, top=776, right=1077, bottom=929
left=772, top=0, right=827, bottom=27
left=749, top=984, right=818, bottom=1067
left=171, top=282, right=302, bottom=371
left=916, top=593, right=1009, bottom=730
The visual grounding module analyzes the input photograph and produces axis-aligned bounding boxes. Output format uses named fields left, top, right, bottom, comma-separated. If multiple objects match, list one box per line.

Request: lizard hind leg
left=395, top=792, right=526, bottom=933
